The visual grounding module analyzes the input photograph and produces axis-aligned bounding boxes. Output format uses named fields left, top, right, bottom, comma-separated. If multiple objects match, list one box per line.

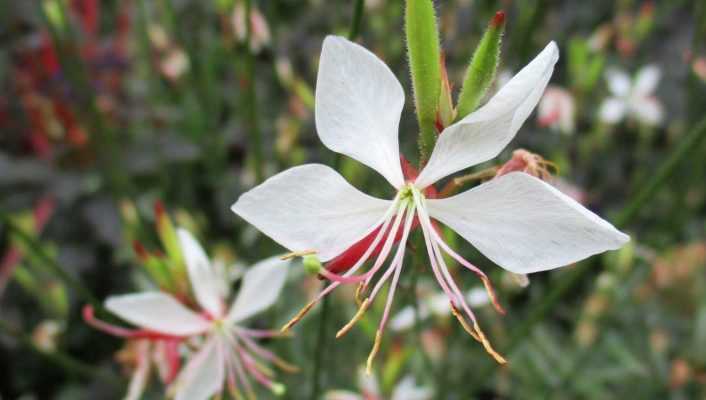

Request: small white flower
left=232, top=36, right=629, bottom=365
left=599, top=65, right=664, bottom=126
left=390, top=286, right=489, bottom=332
left=537, top=85, right=576, bottom=134
left=104, top=229, right=290, bottom=400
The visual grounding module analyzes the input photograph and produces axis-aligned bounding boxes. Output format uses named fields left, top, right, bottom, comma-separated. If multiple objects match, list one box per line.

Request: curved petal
left=426, top=172, right=630, bottom=274
left=599, top=97, right=627, bottom=124
left=173, top=337, right=224, bottom=400
left=633, top=65, right=660, bottom=97
left=227, top=256, right=289, bottom=322
left=415, top=42, right=559, bottom=188
left=231, top=164, right=393, bottom=262
left=315, top=35, right=405, bottom=188
left=105, top=292, right=210, bottom=336
left=605, top=68, right=631, bottom=97
left=178, top=228, right=224, bottom=318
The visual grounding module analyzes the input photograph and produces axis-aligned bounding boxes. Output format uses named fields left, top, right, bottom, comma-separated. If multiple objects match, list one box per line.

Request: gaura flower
left=325, top=367, right=433, bottom=400
left=231, top=36, right=629, bottom=369
left=89, top=228, right=291, bottom=400
left=599, top=65, right=663, bottom=126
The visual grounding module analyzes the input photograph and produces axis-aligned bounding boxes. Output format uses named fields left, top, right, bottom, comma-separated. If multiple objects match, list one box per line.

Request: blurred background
left=1, top=0, right=706, bottom=398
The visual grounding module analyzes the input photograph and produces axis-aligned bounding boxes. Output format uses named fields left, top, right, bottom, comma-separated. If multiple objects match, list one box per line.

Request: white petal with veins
left=173, top=337, right=224, bottom=400
left=426, top=172, right=629, bottom=274
left=228, top=256, right=288, bottom=322
left=415, top=42, right=559, bottom=188
left=178, top=228, right=224, bottom=318
left=231, top=164, right=393, bottom=262
left=105, top=292, right=210, bottom=336
left=315, top=35, right=405, bottom=188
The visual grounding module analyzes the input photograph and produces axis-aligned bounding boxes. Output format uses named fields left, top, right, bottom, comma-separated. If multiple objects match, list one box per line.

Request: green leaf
left=405, top=0, right=441, bottom=164
left=456, top=11, right=506, bottom=120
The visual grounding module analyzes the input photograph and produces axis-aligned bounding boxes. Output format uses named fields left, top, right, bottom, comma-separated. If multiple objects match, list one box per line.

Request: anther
left=336, top=298, right=370, bottom=338
left=366, top=330, right=383, bottom=375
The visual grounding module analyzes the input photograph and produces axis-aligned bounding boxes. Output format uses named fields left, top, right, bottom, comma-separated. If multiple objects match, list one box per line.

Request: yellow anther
left=480, top=275, right=506, bottom=315
left=280, top=249, right=317, bottom=260
left=336, top=298, right=371, bottom=339
left=450, top=303, right=507, bottom=365
left=366, top=330, right=383, bottom=375
left=280, top=301, right=315, bottom=332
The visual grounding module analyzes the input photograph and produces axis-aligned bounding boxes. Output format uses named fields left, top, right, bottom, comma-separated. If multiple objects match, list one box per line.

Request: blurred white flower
left=599, top=65, right=664, bottom=126
left=103, top=229, right=291, bottom=400
left=233, top=3, right=271, bottom=53
left=390, top=286, right=490, bottom=332
left=325, top=367, right=433, bottom=400
left=537, top=85, right=576, bottom=134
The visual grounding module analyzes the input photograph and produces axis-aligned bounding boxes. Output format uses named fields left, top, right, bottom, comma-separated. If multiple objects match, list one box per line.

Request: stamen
left=354, top=282, right=366, bottom=305
left=280, top=249, right=317, bottom=260
left=336, top=298, right=370, bottom=339
left=280, top=197, right=404, bottom=331
left=366, top=330, right=383, bottom=375
left=237, top=333, right=300, bottom=374
left=415, top=190, right=507, bottom=365
left=429, top=229, right=505, bottom=315
left=450, top=303, right=481, bottom=341
left=320, top=200, right=408, bottom=284
left=280, top=301, right=315, bottom=332
left=449, top=303, right=505, bottom=363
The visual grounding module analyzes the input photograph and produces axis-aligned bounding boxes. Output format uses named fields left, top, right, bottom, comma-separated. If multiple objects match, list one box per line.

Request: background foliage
left=1, top=0, right=706, bottom=398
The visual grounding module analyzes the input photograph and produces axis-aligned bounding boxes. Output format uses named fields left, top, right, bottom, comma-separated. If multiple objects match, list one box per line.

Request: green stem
left=1, top=214, right=103, bottom=312
left=0, top=319, right=122, bottom=384
left=310, top=295, right=330, bottom=400
left=473, top=116, right=706, bottom=387
left=244, top=0, right=264, bottom=183
left=348, top=0, right=365, bottom=40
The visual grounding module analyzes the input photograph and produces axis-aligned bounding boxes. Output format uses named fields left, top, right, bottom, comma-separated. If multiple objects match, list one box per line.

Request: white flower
left=325, top=367, right=432, bottom=400
left=104, top=229, right=290, bottom=400
left=599, top=65, right=664, bottom=126
left=537, top=85, right=576, bottom=134
left=232, top=36, right=629, bottom=365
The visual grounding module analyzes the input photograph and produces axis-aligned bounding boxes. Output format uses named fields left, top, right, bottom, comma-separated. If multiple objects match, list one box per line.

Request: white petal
left=231, top=164, right=393, bottom=262
left=415, top=42, right=559, bottom=188
left=633, top=65, right=660, bottom=97
left=315, top=36, right=405, bottom=188
left=605, top=68, right=631, bottom=97
left=599, top=97, right=627, bottom=124
left=173, top=337, right=224, bottom=400
left=227, top=256, right=288, bottom=322
left=629, top=96, right=664, bottom=126
left=391, top=376, right=433, bottom=400
left=426, top=172, right=630, bottom=274
left=105, top=292, right=210, bottom=336
left=178, top=228, right=224, bottom=318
